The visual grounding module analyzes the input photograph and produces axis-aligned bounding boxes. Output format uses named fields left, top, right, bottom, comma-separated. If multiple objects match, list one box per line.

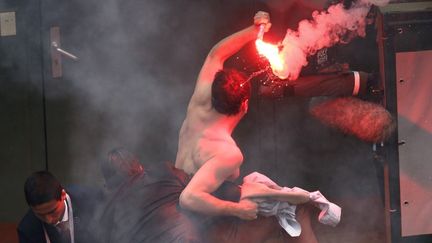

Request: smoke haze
left=16, top=1, right=389, bottom=242
left=40, top=0, right=219, bottom=184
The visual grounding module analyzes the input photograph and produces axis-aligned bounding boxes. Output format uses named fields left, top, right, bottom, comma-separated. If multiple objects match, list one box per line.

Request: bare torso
left=175, top=103, right=241, bottom=180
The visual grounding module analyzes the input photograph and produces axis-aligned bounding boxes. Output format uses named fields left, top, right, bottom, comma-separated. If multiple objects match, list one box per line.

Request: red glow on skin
left=31, top=199, right=65, bottom=225
left=255, top=40, right=285, bottom=78
left=31, top=189, right=67, bottom=225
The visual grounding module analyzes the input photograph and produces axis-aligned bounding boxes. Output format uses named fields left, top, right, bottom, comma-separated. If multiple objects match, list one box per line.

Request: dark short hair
left=24, top=171, right=63, bottom=206
left=100, top=147, right=144, bottom=190
left=211, top=69, right=251, bottom=116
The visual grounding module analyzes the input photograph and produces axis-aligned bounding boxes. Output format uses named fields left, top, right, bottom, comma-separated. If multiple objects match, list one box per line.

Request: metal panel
left=378, top=2, right=432, bottom=241
left=396, top=50, right=432, bottom=237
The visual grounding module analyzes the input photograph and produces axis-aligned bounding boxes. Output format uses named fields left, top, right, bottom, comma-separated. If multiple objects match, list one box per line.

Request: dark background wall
left=0, top=0, right=46, bottom=222
left=0, top=0, right=394, bottom=242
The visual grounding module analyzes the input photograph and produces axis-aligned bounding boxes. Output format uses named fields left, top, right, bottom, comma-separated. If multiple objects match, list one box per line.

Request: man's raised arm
left=197, top=11, right=271, bottom=84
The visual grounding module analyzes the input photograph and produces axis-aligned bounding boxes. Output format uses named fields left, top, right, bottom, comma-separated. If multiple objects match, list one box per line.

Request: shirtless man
left=175, top=11, right=310, bottom=221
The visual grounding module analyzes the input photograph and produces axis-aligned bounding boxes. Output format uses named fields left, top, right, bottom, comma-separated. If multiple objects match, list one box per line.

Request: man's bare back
left=175, top=100, right=243, bottom=177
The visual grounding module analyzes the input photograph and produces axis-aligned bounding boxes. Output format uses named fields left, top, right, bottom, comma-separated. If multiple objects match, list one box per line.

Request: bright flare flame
left=255, top=39, right=285, bottom=78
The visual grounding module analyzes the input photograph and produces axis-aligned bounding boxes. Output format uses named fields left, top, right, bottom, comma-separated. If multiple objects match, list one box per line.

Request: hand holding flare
left=256, top=39, right=285, bottom=78
left=253, top=11, right=286, bottom=79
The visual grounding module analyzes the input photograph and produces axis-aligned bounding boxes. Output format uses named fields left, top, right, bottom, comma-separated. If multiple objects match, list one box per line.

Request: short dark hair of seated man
left=100, top=147, right=145, bottom=191
left=212, top=68, right=251, bottom=116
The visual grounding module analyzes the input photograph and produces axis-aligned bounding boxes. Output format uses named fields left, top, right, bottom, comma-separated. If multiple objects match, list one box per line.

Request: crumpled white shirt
left=241, top=172, right=342, bottom=237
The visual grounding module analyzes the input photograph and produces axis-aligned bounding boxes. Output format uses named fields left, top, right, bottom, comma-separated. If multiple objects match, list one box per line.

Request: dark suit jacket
left=17, top=185, right=102, bottom=243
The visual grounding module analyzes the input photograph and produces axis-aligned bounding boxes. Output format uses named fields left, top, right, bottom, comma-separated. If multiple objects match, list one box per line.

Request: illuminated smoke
left=310, top=97, right=396, bottom=143
left=275, top=0, right=389, bottom=80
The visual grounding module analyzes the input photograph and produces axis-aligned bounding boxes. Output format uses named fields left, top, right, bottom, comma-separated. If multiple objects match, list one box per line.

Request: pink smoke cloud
left=274, top=0, right=389, bottom=80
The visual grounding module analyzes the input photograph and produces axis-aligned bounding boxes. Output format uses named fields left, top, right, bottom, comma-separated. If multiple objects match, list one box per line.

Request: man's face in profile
left=31, top=190, right=66, bottom=225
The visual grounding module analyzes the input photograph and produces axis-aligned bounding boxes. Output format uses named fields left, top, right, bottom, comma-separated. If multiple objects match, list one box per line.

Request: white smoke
left=274, top=0, right=390, bottom=80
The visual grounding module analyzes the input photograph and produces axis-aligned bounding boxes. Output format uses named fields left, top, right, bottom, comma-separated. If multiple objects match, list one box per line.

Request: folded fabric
left=301, top=188, right=341, bottom=227
left=241, top=172, right=342, bottom=237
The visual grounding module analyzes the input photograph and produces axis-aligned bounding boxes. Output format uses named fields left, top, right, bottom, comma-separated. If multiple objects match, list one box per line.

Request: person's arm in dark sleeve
left=259, top=71, right=373, bottom=99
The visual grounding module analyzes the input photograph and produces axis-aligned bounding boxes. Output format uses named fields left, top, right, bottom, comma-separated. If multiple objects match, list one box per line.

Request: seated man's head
left=24, top=171, right=66, bottom=225
left=212, top=69, right=251, bottom=116
left=100, top=147, right=144, bottom=190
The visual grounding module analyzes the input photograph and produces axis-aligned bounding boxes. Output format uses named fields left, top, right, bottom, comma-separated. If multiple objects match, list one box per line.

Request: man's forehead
left=31, top=200, right=61, bottom=214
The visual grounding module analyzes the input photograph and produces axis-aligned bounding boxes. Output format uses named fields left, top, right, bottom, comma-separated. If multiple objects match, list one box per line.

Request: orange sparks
left=255, top=39, right=284, bottom=75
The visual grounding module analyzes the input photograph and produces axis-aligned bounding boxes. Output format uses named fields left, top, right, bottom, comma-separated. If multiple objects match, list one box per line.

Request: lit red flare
left=255, top=39, right=286, bottom=79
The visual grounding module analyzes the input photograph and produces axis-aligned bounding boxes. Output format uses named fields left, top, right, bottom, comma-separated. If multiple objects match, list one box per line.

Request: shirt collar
left=54, top=197, right=69, bottom=226
left=61, top=199, right=69, bottom=222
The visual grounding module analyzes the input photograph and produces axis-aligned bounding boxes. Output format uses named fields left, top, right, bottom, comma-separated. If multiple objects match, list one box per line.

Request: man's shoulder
left=17, top=210, right=44, bottom=238
left=18, top=209, right=39, bottom=228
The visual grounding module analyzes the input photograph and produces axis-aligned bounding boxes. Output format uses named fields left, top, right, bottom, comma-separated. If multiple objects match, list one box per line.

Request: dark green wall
left=0, top=0, right=46, bottom=221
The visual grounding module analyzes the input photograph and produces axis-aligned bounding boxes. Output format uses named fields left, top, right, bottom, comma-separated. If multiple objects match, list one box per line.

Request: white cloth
left=241, top=172, right=342, bottom=237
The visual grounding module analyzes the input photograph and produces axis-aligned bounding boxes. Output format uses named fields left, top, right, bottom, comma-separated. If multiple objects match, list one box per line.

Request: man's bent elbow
left=179, top=190, right=195, bottom=210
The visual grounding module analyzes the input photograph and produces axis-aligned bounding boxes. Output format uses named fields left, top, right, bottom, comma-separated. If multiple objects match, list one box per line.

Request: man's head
left=211, top=68, right=251, bottom=116
left=100, top=147, right=144, bottom=190
left=24, top=171, right=66, bottom=225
